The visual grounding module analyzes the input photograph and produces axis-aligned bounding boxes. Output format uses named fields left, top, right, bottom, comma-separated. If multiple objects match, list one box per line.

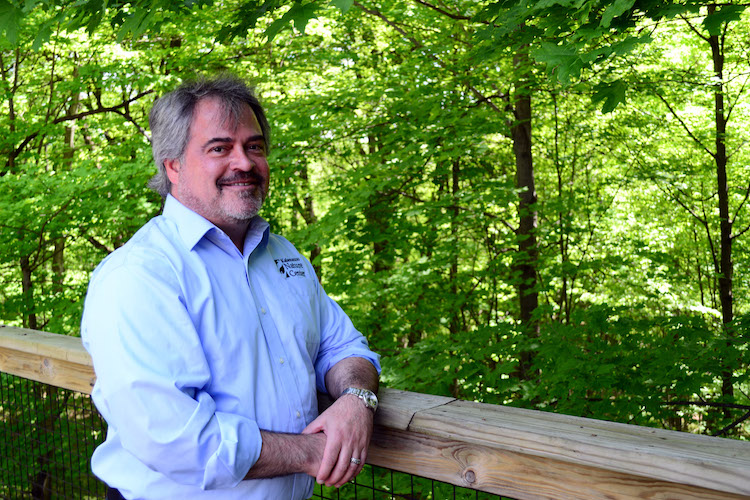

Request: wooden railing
left=1, top=324, right=749, bottom=500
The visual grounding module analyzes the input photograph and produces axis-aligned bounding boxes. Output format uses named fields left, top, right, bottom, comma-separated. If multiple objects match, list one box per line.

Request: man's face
left=165, top=97, right=269, bottom=233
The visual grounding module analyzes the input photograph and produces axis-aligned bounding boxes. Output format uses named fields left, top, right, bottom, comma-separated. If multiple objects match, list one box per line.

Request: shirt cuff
left=202, top=412, right=262, bottom=489
left=315, top=348, right=382, bottom=394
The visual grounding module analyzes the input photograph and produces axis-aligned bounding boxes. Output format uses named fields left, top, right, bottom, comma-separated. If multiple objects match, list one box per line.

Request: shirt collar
left=162, top=195, right=270, bottom=254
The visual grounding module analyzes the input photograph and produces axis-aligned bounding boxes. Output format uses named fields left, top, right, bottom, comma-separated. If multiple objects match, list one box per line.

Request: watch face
left=344, top=388, right=377, bottom=410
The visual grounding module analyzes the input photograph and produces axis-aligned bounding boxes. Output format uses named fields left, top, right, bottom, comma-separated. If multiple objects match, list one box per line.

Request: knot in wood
left=464, top=469, right=476, bottom=484
left=41, top=357, right=54, bottom=377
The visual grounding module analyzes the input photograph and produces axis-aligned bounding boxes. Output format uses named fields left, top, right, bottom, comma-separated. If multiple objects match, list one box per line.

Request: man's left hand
left=301, top=393, right=373, bottom=487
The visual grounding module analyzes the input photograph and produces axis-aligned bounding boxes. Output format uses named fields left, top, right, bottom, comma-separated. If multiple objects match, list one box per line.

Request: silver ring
left=350, top=457, right=361, bottom=465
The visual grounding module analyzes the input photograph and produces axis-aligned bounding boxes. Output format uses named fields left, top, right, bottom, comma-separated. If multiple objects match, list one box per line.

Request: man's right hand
left=244, top=430, right=326, bottom=480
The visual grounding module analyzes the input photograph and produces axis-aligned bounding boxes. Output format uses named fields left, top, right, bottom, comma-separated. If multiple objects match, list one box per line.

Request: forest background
left=1, top=0, right=749, bottom=439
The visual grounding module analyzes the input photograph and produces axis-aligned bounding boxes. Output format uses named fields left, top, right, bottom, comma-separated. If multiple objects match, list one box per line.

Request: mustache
left=217, top=172, right=266, bottom=186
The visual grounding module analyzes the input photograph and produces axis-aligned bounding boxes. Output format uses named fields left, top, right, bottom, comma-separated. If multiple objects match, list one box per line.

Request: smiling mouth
left=218, top=173, right=265, bottom=190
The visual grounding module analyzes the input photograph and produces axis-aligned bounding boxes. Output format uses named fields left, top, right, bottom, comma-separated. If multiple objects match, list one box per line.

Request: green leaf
left=264, top=16, right=287, bottom=41
left=592, top=80, right=627, bottom=113
left=600, top=0, right=635, bottom=28
left=263, top=1, right=319, bottom=41
left=331, top=0, right=353, bottom=13
left=31, top=19, right=54, bottom=50
left=531, top=41, right=582, bottom=84
left=289, top=2, right=318, bottom=33
left=116, top=9, right=151, bottom=41
left=0, top=0, right=22, bottom=45
left=702, top=5, right=746, bottom=36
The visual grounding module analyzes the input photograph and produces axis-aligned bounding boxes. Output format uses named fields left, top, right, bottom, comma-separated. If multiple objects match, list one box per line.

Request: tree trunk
left=708, top=6, right=734, bottom=405
left=449, top=159, right=462, bottom=336
left=512, top=52, right=539, bottom=381
left=299, top=164, right=322, bottom=279
left=52, top=239, right=65, bottom=296
left=364, top=131, right=394, bottom=343
left=1, top=48, right=20, bottom=174
left=364, top=196, right=391, bottom=342
left=21, top=255, right=37, bottom=330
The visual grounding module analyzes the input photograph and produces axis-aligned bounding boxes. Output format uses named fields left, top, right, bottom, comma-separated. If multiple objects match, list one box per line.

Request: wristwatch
left=342, top=387, right=378, bottom=413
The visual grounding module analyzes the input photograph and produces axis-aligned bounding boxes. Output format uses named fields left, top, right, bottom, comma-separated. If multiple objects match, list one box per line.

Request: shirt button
left=296, top=411, right=301, bottom=418
left=279, top=357, right=285, bottom=364
left=261, top=307, right=267, bottom=314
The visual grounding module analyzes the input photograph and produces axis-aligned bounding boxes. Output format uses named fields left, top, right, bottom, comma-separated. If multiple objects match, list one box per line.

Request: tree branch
left=7, top=89, right=154, bottom=164
left=663, top=400, right=750, bottom=410
left=354, top=1, right=504, bottom=115
left=412, top=0, right=471, bottom=21
left=652, top=90, right=714, bottom=158
left=730, top=179, right=750, bottom=229
left=111, top=108, right=151, bottom=141
left=354, top=1, right=418, bottom=44
left=723, top=70, right=750, bottom=130
left=86, top=236, right=113, bottom=254
left=700, top=191, right=720, bottom=274
left=663, top=400, right=750, bottom=437
left=680, top=15, right=710, bottom=43
left=714, top=410, right=750, bottom=437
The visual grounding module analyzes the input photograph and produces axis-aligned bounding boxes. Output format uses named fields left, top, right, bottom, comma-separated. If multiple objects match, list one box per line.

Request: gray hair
left=148, top=75, right=271, bottom=198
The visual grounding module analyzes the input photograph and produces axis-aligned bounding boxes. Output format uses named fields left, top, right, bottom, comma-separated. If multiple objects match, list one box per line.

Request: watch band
left=342, top=387, right=378, bottom=413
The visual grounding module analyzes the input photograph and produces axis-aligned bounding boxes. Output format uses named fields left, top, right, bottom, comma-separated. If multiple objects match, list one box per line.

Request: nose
left=231, top=146, right=255, bottom=171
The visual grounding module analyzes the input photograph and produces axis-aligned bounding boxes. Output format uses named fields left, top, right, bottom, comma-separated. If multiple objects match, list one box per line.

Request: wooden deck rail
left=1, top=324, right=749, bottom=500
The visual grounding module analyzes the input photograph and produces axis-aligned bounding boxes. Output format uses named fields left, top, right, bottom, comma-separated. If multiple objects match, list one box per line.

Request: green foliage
left=703, top=4, right=746, bottom=35
left=529, top=307, right=747, bottom=432
left=1, top=0, right=749, bottom=441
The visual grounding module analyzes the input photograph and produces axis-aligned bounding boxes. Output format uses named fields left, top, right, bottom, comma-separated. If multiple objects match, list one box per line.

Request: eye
left=210, top=146, right=226, bottom=153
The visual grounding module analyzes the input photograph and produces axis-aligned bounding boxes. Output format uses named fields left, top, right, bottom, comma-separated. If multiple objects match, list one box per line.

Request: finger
left=302, top=422, right=322, bottom=435
left=347, top=454, right=364, bottom=484
left=327, top=446, right=355, bottom=487
left=339, top=450, right=365, bottom=486
left=302, top=416, right=324, bottom=435
left=353, top=450, right=366, bottom=477
left=316, top=440, right=340, bottom=484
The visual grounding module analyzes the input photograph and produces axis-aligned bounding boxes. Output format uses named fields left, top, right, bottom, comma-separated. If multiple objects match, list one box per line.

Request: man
left=81, top=75, right=381, bottom=499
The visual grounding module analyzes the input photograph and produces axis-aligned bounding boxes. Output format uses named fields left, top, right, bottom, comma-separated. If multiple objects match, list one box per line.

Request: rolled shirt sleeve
left=313, top=285, right=382, bottom=394
left=82, top=254, right=261, bottom=490
left=82, top=196, right=380, bottom=498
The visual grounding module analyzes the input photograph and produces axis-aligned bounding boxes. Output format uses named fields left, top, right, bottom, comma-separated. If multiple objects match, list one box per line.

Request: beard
left=173, top=173, right=268, bottom=231
left=214, top=170, right=268, bottom=222
left=226, top=186, right=265, bottom=221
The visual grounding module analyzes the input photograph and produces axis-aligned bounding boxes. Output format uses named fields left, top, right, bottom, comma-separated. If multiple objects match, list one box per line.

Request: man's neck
left=221, top=222, right=251, bottom=254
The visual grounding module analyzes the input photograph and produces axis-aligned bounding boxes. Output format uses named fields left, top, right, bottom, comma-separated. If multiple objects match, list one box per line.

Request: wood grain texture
left=408, top=400, right=750, bottom=496
left=369, top=427, right=749, bottom=500
left=2, top=325, right=749, bottom=498
left=0, top=344, right=95, bottom=393
left=374, top=387, right=455, bottom=430
left=0, top=325, right=91, bottom=365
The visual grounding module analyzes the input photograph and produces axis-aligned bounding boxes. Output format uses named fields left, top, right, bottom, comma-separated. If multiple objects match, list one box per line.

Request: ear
left=164, top=158, right=181, bottom=186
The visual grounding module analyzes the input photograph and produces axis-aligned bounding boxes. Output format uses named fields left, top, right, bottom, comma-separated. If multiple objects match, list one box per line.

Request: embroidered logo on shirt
left=275, top=257, right=306, bottom=278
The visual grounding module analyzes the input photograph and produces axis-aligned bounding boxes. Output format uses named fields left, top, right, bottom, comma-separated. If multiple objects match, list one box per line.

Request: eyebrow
left=202, top=135, right=265, bottom=149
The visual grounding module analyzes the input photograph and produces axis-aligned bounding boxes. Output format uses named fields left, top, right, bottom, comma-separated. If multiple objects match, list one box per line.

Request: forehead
left=190, top=97, right=260, bottom=136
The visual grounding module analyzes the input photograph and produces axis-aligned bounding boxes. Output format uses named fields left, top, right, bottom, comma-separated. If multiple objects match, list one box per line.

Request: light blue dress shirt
left=81, top=195, right=381, bottom=499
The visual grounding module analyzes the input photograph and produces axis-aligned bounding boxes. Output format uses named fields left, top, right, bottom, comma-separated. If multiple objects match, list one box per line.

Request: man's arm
left=243, top=357, right=377, bottom=484
left=243, top=431, right=325, bottom=479
left=303, top=356, right=379, bottom=487
left=83, top=260, right=265, bottom=490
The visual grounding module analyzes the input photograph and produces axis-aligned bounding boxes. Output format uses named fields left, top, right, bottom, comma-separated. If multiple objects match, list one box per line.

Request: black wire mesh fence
left=313, top=466, right=507, bottom=500
left=1, top=372, right=507, bottom=500
left=0, top=373, right=106, bottom=499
